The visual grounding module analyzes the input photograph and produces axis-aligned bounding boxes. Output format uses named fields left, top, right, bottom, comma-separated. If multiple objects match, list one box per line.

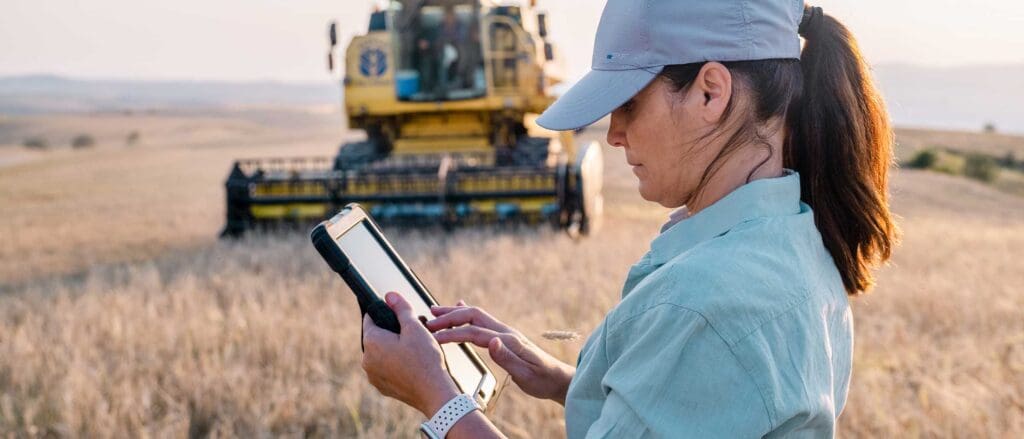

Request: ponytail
left=660, top=5, right=897, bottom=295
left=785, top=5, right=898, bottom=295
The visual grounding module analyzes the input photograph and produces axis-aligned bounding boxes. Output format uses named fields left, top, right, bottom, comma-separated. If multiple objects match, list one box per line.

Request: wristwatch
left=419, top=394, right=481, bottom=439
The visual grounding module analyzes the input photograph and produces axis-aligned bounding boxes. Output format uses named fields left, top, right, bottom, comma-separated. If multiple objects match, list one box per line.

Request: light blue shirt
left=565, top=172, right=853, bottom=438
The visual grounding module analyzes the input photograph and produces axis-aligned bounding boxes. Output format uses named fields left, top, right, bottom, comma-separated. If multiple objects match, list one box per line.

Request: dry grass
left=843, top=169, right=1024, bottom=437
left=0, top=225, right=654, bottom=437
left=1, top=111, right=1022, bottom=437
left=0, top=108, right=346, bottom=284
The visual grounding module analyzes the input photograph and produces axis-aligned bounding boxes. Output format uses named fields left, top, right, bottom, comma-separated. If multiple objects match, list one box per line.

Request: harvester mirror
left=537, top=13, right=548, bottom=38
left=328, top=21, right=338, bottom=47
left=544, top=42, right=554, bottom=61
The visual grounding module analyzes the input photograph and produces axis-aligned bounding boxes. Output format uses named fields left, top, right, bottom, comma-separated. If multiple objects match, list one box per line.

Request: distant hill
left=0, top=75, right=340, bottom=114
left=873, top=63, right=1024, bottom=134
left=2, top=64, right=1023, bottom=134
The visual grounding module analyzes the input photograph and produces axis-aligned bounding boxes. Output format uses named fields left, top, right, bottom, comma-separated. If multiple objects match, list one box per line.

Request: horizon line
left=5, top=60, right=1024, bottom=85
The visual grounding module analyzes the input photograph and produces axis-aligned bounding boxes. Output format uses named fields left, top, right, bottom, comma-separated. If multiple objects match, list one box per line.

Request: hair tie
left=799, top=6, right=824, bottom=36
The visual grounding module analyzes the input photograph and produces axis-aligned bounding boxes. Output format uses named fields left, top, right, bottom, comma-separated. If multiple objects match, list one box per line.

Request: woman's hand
left=361, top=292, right=461, bottom=417
left=427, top=302, right=575, bottom=405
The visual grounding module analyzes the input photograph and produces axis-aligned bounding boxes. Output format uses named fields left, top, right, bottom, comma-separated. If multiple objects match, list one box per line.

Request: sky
left=2, top=0, right=1024, bottom=82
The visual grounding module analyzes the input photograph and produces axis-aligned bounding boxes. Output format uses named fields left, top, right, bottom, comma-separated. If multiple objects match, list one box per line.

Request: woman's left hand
left=361, top=292, right=461, bottom=417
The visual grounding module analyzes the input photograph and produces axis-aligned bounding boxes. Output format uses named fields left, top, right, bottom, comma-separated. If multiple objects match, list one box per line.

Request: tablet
left=310, top=204, right=497, bottom=406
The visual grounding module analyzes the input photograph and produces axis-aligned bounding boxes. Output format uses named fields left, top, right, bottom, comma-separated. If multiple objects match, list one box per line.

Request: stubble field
left=0, top=109, right=1022, bottom=437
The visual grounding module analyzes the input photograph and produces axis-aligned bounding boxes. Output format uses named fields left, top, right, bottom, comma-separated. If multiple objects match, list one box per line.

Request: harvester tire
left=333, top=139, right=383, bottom=171
left=571, top=141, right=604, bottom=237
left=497, top=136, right=550, bottom=167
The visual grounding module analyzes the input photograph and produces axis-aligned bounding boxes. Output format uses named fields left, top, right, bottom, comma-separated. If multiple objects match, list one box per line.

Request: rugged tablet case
left=310, top=223, right=401, bottom=345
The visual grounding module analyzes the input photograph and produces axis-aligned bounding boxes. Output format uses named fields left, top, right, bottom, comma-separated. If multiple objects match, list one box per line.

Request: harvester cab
left=222, top=0, right=603, bottom=237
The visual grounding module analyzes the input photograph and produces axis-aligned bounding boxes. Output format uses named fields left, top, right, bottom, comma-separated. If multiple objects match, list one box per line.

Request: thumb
left=488, top=337, right=532, bottom=378
left=385, top=292, right=420, bottom=328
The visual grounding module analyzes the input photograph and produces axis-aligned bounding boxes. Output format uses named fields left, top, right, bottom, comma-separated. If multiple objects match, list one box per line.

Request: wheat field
left=1, top=110, right=1022, bottom=437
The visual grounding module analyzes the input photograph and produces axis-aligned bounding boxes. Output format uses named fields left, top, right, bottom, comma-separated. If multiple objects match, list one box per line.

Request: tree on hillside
left=72, top=134, right=95, bottom=149
left=23, top=137, right=48, bottom=149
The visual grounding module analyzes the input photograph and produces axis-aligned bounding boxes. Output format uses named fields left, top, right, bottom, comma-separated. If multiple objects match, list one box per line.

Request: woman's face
left=606, top=77, right=723, bottom=208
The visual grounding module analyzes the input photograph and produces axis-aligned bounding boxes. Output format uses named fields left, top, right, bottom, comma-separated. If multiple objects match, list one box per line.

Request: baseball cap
left=536, top=0, right=805, bottom=131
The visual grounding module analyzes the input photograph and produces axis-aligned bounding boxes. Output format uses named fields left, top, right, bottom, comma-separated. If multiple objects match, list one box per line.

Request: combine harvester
left=222, top=0, right=602, bottom=237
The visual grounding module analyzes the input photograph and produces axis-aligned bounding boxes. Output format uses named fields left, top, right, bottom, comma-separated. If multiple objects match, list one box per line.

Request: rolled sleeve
left=585, top=304, right=772, bottom=438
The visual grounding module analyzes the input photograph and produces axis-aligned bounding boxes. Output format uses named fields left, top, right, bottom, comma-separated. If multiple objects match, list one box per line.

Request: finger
left=384, top=292, right=421, bottom=329
left=426, top=306, right=506, bottom=331
left=429, top=304, right=467, bottom=317
left=488, top=337, right=533, bottom=379
left=425, top=307, right=509, bottom=333
left=433, top=326, right=502, bottom=348
left=497, top=333, right=542, bottom=366
left=428, top=299, right=469, bottom=317
left=430, top=306, right=456, bottom=317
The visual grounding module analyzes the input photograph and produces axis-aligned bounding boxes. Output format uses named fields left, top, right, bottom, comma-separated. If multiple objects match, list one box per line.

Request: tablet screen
left=336, top=222, right=486, bottom=395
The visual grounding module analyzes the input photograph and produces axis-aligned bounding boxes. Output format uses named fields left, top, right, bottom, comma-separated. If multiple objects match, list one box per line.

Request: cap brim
left=536, top=66, right=663, bottom=131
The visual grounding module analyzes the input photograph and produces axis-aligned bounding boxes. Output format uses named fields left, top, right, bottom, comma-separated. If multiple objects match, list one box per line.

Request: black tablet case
left=310, top=223, right=401, bottom=346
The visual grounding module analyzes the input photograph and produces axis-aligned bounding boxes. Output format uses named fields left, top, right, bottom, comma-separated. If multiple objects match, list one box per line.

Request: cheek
left=637, top=120, right=689, bottom=177
left=623, top=86, right=712, bottom=204
left=635, top=118, right=710, bottom=203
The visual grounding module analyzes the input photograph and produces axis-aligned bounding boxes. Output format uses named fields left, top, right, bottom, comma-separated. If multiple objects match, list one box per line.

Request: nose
left=606, top=110, right=627, bottom=149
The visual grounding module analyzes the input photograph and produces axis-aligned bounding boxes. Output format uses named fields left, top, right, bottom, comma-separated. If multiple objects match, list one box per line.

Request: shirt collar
left=659, top=206, right=692, bottom=233
left=649, top=170, right=803, bottom=265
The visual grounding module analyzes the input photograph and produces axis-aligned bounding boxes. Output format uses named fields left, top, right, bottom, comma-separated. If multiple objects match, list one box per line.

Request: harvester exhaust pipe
left=327, top=21, right=338, bottom=72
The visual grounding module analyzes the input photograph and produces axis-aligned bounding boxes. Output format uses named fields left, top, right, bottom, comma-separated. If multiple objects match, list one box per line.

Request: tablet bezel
left=323, top=204, right=497, bottom=406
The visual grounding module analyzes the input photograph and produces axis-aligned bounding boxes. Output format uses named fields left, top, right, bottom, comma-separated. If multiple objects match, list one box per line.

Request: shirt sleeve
left=584, top=303, right=772, bottom=438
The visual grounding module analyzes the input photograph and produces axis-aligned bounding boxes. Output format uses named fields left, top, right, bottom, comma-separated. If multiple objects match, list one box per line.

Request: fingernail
left=386, top=293, right=398, bottom=304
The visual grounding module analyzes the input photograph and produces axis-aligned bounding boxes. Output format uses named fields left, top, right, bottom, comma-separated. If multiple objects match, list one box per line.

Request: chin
left=637, top=184, right=658, bottom=203
left=638, top=184, right=687, bottom=208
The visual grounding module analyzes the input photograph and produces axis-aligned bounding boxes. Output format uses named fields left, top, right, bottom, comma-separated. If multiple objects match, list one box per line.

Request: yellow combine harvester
left=222, top=0, right=602, bottom=237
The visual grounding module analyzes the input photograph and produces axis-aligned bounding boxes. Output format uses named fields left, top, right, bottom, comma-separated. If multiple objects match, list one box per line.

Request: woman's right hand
left=426, top=302, right=575, bottom=405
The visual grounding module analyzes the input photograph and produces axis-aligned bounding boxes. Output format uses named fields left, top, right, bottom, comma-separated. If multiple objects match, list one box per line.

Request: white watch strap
left=421, top=394, right=480, bottom=438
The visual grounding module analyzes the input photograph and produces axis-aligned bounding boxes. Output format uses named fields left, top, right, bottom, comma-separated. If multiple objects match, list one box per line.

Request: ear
left=690, top=62, right=733, bottom=124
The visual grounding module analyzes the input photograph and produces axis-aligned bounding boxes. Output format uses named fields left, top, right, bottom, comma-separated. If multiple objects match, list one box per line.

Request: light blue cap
left=537, top=0, right=805, bottom=131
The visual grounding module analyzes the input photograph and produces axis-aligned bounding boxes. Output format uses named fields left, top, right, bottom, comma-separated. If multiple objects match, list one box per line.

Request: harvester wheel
left=496, top=136, right=550, bottom=167
left=333, top=139, right=384, bottom=171
left=569, top=141, right=604, bottom=238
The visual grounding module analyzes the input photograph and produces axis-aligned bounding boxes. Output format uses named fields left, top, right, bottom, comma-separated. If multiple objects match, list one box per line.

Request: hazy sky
left=2, top=0, right=1023, bottom=82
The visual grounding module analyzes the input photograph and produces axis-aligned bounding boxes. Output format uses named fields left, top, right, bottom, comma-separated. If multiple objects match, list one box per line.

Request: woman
left=360, top=0, right=897, bottom=437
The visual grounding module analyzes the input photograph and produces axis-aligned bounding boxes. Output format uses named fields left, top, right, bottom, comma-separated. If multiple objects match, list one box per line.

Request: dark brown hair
left=660, top=7, right=897, bottom=295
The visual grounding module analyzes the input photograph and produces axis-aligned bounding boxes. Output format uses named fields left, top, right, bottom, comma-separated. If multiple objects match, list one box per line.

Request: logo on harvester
left=359, top=47, right=387, bottom=77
